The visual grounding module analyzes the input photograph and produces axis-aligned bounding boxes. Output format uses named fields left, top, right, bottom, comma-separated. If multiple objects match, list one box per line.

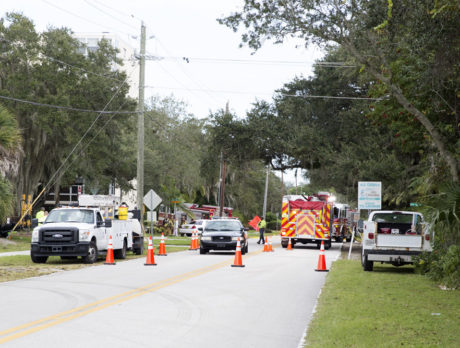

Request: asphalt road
left=0, top=238, right=342, bottom=348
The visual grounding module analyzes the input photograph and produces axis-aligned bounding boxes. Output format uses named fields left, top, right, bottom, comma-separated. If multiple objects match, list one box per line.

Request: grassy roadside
left=0, top=244, right=186, bottom=283
left=0, top=232, right=31, bottom=252
left=304, top=260, right=460, bottom=347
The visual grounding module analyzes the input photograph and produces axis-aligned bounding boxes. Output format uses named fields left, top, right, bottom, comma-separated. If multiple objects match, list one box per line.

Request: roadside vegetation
left=0, top=237, right=189, bottom=283
left=305, top=260, right=460, bottom=347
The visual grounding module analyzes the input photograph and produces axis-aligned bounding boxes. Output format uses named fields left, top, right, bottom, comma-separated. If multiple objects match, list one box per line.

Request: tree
left=0, top=104, right=21, bottom=222
left=0, top=13, right=137, bottom=210
left=219, top=0, right=459, bottom=182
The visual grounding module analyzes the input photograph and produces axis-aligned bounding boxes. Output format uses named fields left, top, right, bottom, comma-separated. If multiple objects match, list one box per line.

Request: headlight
left=31, top=229, right=39, bottom=243
left=79, top=229, right=91, bottom=241
left=232, top=236, right=242, bottom=241
left=201, top=236, right=211, bottom=241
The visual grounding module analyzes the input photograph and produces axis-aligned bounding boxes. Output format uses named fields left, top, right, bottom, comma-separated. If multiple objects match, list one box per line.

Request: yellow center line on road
left=0, top=249, right=264, bottom=344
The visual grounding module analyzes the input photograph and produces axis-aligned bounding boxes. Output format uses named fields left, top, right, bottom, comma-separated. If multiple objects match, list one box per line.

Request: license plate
left=391, top=229, right=399, bottom=234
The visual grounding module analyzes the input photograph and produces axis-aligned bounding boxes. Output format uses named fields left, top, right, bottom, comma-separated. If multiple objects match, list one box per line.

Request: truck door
left=95, top=211, right=107, bottom=251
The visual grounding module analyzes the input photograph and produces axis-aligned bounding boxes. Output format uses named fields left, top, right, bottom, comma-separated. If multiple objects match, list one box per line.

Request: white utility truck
left=30, top=195, right=144, bottom=264
left=361, top=210, right=432, bottom=271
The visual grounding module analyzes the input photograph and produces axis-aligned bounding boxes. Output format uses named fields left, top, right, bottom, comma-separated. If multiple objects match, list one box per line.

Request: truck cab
left=361, top=211, right=432, bottom=271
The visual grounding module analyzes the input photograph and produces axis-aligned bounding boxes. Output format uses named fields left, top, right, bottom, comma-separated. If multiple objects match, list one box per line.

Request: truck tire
left=83, top=241, right=98, bottom=264
left=281, top=240, right=288, bottom=248
left=199, top=247, right=208, bottom=254
left=31, top=252, right=48, bottom=264
left=325, top=240, right=332, bottom=250
left=114, top=239, right=127, bottom=259
left=362, top=252, right=373, bottom=271
left=133, top=236, right=144, bottom=255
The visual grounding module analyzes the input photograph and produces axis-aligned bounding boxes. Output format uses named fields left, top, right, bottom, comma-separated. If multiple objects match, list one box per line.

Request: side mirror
left=104, top=219, right=112, bottom=228
left=357, top=219, right=364, bottom=229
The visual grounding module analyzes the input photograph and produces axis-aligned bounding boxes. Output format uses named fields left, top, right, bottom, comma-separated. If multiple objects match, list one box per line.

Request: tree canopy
left=219, top=0, right=460, bottom=183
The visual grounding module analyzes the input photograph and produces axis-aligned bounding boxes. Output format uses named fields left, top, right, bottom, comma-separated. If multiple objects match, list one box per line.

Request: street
left=0, top=238, right=341, bottom=348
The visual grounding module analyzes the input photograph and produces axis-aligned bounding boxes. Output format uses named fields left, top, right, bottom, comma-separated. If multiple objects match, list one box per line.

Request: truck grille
left=211, top=236, right=232, bottom=242
left=40, top=227, right=79, bottom=244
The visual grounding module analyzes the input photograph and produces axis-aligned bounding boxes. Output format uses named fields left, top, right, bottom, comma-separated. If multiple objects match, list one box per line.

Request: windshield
left=372, top=213, right=422, bottom=224
left=205, top=220, right=242, bottom=232
left=46, top=209, right=94, bottom=224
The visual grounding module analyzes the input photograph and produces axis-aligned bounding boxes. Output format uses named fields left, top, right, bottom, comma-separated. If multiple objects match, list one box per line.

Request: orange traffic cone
left=315, top=241, right=329, bottom=272
left=263, top=236, right=269, bottom=252
left=194, top=228, right=200, bottom=249
left=158, top=233, right=167, bottom=256
left=268, top=237, right=274, bottom=252
left=287, top=237, right=293, bottom=250
left=144, top=236, right=157, bottom=266
left=104, top=235, right=116, bottom=265
left=189, top=231, right=195, bottom=250
left=231, top=237, right=245, bottom=267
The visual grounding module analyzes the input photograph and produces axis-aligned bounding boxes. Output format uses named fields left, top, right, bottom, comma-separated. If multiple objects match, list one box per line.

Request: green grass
left=305, top=260, right=460, bottom=347
left=0, top=232, right=31, bottom=252
left=0, top=244, right=187, bottom=283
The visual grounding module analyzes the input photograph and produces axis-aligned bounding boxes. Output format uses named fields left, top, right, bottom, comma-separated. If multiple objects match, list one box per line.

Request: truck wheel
left=134, top=239, right=144, bottom=255
left=114, top=239, right=127, bottom=259
left=31, top=252, right=48, bottom=264
left=281, top=241, right=288, bottom=248
left=199, top=247, right=208, bottom=254
left=83, top=241, right=98, bottom=264
left=336, top=236, right=343, bottom=243
left=324, top=241, right=332, bottom=250
left=362, top=252, right=373, bottom=271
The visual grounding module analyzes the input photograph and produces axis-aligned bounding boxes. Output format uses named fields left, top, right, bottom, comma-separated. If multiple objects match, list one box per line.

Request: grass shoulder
left=305, top=260, right=459, bottom=347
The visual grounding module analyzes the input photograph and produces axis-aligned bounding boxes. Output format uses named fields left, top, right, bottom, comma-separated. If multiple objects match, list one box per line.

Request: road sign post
left=144, top=189, right=162, bottom=236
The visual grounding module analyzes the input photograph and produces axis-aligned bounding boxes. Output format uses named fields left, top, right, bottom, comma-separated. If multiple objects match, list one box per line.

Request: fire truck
left=280, top=192, right=349, bottom=249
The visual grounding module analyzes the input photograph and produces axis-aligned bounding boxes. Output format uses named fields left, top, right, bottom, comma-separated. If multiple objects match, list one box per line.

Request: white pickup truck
left=31, top=207, right=144, bottom=264
left=361, top=211, right=432, bottom=271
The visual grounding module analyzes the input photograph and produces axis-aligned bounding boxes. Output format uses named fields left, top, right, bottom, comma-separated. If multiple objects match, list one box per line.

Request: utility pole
left=262, top=165, right=269, bottom=219
left=219, top=160, right=226, bottom=217
left=136, top=21, right=146, bottom=211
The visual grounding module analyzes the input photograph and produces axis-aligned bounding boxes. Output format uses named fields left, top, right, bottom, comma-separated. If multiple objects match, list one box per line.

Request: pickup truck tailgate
left=376, top=235, right=422, bottom=248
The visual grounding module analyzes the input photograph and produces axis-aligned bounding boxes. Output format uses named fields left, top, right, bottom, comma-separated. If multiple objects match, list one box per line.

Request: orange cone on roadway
left=287, top=237, right=293, bottom=250
left=144, top=236, right=157, bottom=266
left=194, top=228, right=200, bottom=249
left=158, top=233, right=167, bottom=256
left=104, top=235, right=116, bottom=265
left=263, top=236, right=269, bottom=252
left=268, top=237, right=274, bottom=252
left=189, top=230, right=198, bottom=250
left=315, top=241, right=329, bottom=272
left=231, top=237, right=245, bottom=267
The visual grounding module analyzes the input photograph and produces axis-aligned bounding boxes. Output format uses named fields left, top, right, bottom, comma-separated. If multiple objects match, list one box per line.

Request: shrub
left=417, top=183, right=460, bottom=289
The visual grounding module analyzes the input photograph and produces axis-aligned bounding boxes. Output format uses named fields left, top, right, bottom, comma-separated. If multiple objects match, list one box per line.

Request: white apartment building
left=73, top=32, right=139, bottom=99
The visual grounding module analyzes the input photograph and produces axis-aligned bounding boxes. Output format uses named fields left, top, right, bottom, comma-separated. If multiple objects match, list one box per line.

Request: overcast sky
left=2, top=0, right=316, bottom=184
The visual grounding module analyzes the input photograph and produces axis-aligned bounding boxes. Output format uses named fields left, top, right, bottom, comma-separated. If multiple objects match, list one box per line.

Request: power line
left=160, top=56, right=356, bottom=68
left=0, top=95, right=138, bottom=114
left=145, top=86, right=382, bottom=101
left=83, top=0, right=138, bottom=32
left=152, top=38, right=226, bottom=105
left=41, top=0, right=136, bottom=38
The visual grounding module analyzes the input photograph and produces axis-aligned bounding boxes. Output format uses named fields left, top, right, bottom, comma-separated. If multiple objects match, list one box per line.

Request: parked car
left=199, top=219, right=248, bottom=255
left=179, top=219, right=209, bottom=236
